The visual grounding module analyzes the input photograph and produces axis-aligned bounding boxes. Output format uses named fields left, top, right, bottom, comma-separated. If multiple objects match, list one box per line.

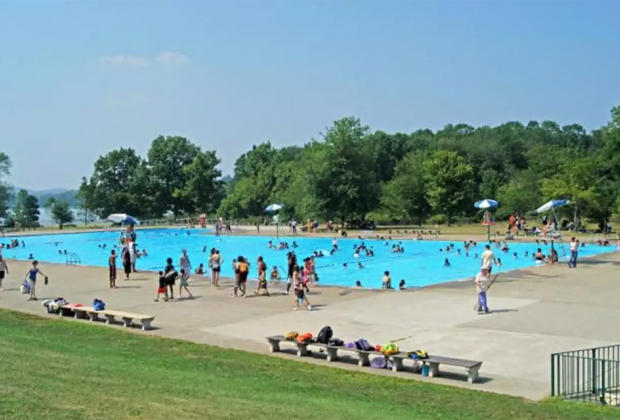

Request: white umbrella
left=107, top=213, right=140, bottom=225
left=265, top=204, right=284, bottom=212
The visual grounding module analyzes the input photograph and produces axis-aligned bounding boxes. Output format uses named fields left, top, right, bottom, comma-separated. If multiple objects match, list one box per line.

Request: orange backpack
left=297, top=333, right=313, bottom=344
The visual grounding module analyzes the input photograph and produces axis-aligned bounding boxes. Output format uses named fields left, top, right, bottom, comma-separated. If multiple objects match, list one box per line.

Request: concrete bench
left=266, top=336, right=481, bottom=382
left=266, top=336, right=381, bottom=365
left=422, top=355, right=482, bottom=383
left=100, top=310, right=155, bottom=331
left=58, top=305, right=100, bottom=321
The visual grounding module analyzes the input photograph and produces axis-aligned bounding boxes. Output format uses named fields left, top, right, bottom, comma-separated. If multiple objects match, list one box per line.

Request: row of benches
left=267, top=335, right=482, bottom=384
left=49, top=304, right=155, bottom=331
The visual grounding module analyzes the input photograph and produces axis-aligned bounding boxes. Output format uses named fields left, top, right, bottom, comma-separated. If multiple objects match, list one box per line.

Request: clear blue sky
left=1, top=0, right=619, bottom=190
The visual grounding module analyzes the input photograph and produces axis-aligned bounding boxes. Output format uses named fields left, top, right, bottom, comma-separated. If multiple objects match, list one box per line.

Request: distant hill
left=10, top=187, right=79, bottom=207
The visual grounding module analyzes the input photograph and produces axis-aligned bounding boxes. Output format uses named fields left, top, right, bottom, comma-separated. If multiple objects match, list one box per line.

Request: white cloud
left=155, top=52, right=190, bottom=66
left=100, top=55, right=148, bottom=67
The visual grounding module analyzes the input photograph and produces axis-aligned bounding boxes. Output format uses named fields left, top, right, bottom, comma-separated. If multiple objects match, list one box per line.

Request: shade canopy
left=106, top=213, right=140, bottom=225
left=265, top=204, right=284, bottom=212
left=474, top=199, right=499, bottom=210
left=536, top=200, right=570, bottom=214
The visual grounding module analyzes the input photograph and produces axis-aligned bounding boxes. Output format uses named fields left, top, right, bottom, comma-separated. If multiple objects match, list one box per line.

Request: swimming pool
left=0, top=229, right=613, bottom=288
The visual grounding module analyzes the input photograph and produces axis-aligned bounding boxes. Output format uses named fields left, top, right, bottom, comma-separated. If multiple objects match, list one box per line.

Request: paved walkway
left=0, top=250, right=618, bottom=400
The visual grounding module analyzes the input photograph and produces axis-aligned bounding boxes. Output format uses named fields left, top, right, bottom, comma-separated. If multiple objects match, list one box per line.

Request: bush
left=428, top=214, right=448, bottom=225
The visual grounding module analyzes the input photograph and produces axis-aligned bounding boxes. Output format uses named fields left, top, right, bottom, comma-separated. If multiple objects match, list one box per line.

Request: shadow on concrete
left=577, top=260, right=620, bottom=266
left=489, top=309, right=518, bottom=314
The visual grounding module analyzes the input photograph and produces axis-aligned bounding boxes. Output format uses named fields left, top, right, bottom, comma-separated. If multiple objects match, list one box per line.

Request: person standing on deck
left=180, top=249, right=192, bottom=277
left=0, top=254, right=9, bottom=291
left=481, top=245, right=497, bottom=273
left=569, top=237, right=579, bottom=267
left=108, top=250, right=118, bottom=288
left=475, top=267, right=490, bottom=314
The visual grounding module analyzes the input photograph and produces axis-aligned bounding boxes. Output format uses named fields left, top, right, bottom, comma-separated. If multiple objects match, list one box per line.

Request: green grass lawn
left=0, top=310, right=618, bottom=420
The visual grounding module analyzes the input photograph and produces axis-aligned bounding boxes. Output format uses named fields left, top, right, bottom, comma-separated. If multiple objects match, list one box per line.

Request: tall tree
left=381, top=152, right=430, bottom=224
left=79, top=148, right=145, bottom=218
left=423, top=150, right=474, bottom=224
left=0, top=152, right=12, bottom=219
left=13, top=189, right=40, bottom=227
left=304, top=117, right=379, bottom=222
left=147, top=136, right=201, bottom=216
left=45, top=198, right=74, bottom=230
left=175, top=151, right=224, bottom=214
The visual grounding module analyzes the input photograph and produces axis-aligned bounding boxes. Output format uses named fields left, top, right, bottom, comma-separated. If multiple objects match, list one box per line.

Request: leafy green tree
left=496, top=170, right=541, bottom=219
left=175, top=151, right=224, bottom=214
left=304, top=117, right=379, bottom=222
left=147, top=136, right=201, bottom=216
left=79, top=148, right=147, bottom=218
left=13, top=189, right=40, bottom=227
left=381, top=152, right=430, bottom=224
left=45, top=198, right=74, bottom=229
left=423, top=150, right=474, bottom=224
left=0, top=152, right=12, bottom=218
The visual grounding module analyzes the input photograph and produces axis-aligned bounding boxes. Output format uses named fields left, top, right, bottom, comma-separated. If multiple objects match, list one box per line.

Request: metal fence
left=551, top=345, right=620, bottom=406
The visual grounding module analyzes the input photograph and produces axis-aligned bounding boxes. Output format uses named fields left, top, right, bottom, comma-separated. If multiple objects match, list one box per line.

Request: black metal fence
left=551, top=345, right=620, bottom=406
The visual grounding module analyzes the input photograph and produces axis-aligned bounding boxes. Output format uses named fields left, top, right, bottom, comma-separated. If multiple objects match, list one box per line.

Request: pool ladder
left=66, top=252, right=81, bottom=265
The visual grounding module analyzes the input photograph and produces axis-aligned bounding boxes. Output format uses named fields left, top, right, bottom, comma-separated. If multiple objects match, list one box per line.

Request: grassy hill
left=0, top=309, right=618, bottom=420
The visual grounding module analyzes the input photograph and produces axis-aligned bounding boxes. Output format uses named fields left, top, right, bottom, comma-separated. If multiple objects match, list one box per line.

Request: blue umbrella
left=474, top=199, right=499, bottom=210
left=536, top=200, right=570, bottom=214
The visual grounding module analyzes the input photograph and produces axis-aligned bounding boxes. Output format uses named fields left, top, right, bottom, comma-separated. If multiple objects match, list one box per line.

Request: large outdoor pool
left=0, top=229, right=614, bottom=288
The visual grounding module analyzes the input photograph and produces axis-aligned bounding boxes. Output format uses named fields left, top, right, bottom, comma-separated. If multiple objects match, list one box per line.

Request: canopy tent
left=474, top=199, right=499, bottom=241
left=265, top=204, right=284, bottom=239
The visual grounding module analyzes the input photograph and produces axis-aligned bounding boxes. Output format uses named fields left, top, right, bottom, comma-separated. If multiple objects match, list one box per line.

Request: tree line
left=2, top=106, right=620, bottom=229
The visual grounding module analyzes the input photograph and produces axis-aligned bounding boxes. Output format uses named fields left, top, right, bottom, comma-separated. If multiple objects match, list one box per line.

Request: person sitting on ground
left=195, top=263, right=204, bottom=275
left=444, top=258, right=451, bottom=267
left=382, top=271, right=392, bottom=289
left=399, top=279, right=406, bottom=290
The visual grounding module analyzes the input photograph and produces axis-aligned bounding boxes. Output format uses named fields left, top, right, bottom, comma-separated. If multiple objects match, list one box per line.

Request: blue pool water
left=0, top=229, right=613, bottom=288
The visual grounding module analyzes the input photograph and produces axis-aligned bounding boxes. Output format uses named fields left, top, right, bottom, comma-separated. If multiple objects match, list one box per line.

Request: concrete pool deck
left=0, top=250, right=619, bottom=400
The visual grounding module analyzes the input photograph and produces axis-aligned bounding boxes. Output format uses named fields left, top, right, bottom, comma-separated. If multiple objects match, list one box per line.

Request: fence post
left=551, top=354, right=556, bottom=396
left=592, top=348, right=597, bottom=394
left=601, top=360, right=606, bottom=402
